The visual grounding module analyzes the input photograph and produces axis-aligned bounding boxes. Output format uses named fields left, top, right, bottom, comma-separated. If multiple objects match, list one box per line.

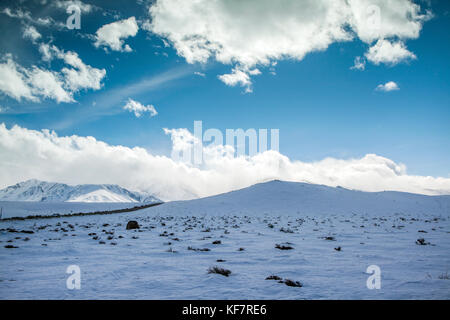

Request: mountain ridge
left=144, top=179, right=450, bottom=216
left=0, top=179, right=160, bottom=203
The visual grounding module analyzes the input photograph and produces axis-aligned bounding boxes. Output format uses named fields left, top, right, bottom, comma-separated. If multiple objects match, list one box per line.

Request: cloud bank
left=1, top=124, right=449, bottom=201
left=147, top=0, right=432, bottom=90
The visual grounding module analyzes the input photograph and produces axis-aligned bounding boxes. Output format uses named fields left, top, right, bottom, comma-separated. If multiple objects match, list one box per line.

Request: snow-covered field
left=0, top=181, right=449, bottom=299
left=0, top=201, right=144, bottom=219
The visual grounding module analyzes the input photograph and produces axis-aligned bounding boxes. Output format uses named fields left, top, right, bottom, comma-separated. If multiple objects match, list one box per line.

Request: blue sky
left=0, top=0, right=449, bottom=199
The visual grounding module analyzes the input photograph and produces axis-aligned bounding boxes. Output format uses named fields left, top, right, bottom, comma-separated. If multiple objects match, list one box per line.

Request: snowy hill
left=1, top=179, right=449, bottom=299
left=0, top=179, right=160, bottom=203
left=146, top=180, right=450, bottom=216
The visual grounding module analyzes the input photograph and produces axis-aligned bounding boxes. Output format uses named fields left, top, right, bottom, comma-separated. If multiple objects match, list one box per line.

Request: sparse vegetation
left=416, top=238, right=430, bottom=245
left=275, top=244, right=294, bottom=250
left=187, top=246, right=210, bottom=252
left=208, top=266, right=232, bottom=277
left=280, top=227, right=294, bottom=233
left=283, top=279, right=303, bottom=287
left=265, top=275, right=282, bottom=281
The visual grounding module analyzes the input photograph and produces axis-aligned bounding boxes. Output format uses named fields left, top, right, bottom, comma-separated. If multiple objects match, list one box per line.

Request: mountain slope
left=144, top=180, right=450, bottom=216
left=0, top=179, right=160, bottom=203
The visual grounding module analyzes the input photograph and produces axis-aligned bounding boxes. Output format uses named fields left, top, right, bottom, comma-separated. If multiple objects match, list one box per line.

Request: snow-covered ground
left=0, top=181, right=449, bottom=299
left=0, top=201, right=146, bottom=219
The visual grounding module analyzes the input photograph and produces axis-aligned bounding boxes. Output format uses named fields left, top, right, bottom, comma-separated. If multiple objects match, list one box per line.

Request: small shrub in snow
left=275, top=244, right=294, bottom=250
left=283, top=279, right=303, bottom=287
left=416, top=238, right=430, bottom=245
left=208, top=266, right=231, bottom=277
left=265, top=275, right=282, bottom=281
left=187, top=246, right=210, bottom=252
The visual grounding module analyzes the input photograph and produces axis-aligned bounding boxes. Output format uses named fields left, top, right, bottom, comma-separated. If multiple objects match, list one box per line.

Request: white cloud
left=0, top=55, right=37, bottom=101
left=23, top=25, right=42, bottom=42
left=123, top=98, right=157, bottom=117
left=94, top=17, right=139, bottom=52
left=194, top=71, right=205, bottom=77
left=376, top=81, right=399, bottom=92
left=38, top=44, right=106, bottom=93
left=53, top=0, right=94, bottom=13
left=147, top=0, right=431, bottom=89
left=348, top=0, right=432, bottom=43
left=218, top=68, right=253, bottom=92
left=1, top=123, right=449, bottom=201
left=27, top=68, right=73, bottom=103
left=365, top=39, right=416, bottom=65
left=1, top=7, right=63, bottom=28
left=39, top=43, right=53, bottom=61
left=0, top=46, right=106, bottom=103
left=57, top=50, right=106, bottom=92
left=350, top=56, right=366, bottom=71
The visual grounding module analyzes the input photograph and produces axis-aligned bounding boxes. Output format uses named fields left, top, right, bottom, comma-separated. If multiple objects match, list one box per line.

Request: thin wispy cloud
left=52, top=66, right=193, bottom=129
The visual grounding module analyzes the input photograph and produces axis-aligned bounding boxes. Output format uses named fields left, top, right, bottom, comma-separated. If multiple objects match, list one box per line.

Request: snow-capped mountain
left=0, top=179, right=161, bottom=203
left=145, top=180, right=450, bottom=216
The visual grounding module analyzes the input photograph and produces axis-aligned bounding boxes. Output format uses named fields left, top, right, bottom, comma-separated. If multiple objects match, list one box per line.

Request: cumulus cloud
left=0, top=46, right=105, bottom=103
left=0, top=55, right=37, bottom=101
left=218, top=67, right=260, bottom=92
left=376, top=81, right=399, bottom=92
left=1, top=123, right=449, bottom=201
left=123, top=98, right=158, bottom=117
left=94, top=17, right=139, bottom=52
left=147, top=0, right=431, bottom=89
left=23, top=25, right=42, bottom=42
left=0, top=55, right=72, bottom=103
left=57, top=49, right=106, bottom=92
left=27, top=67, right=73, bottom=103
left=365, top=39, right=416, bottom=65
